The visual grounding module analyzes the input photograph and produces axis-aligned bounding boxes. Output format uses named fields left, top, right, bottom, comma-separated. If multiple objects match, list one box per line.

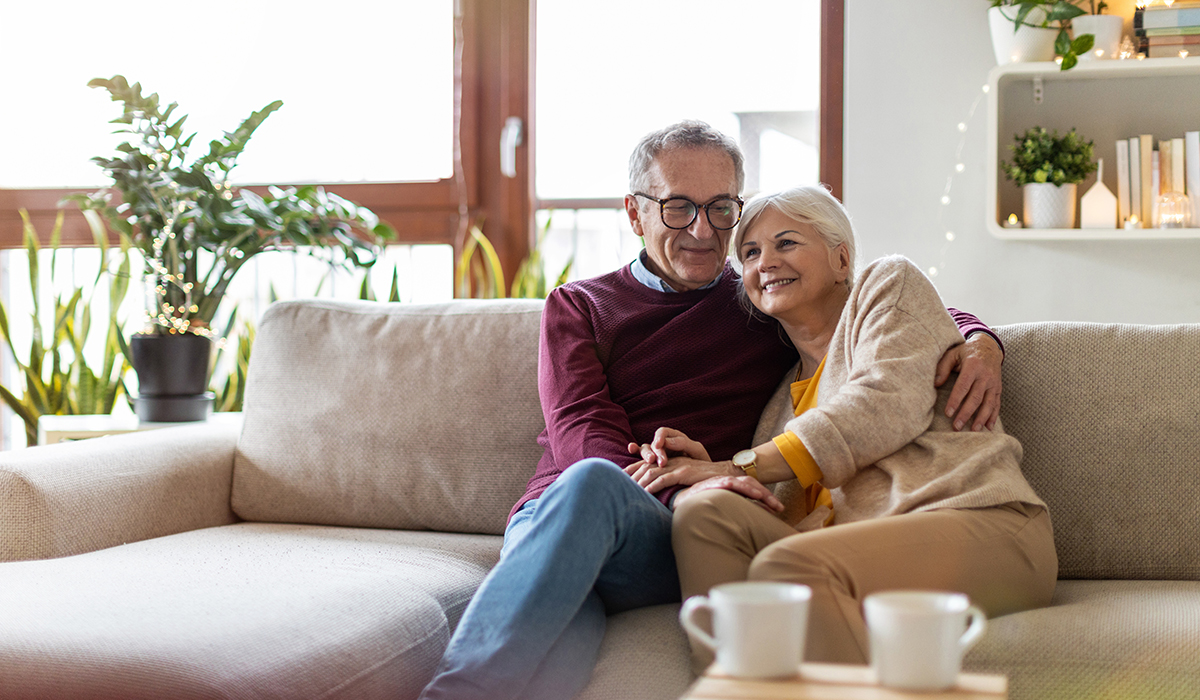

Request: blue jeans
left=418, top=458, right=679, bottom=700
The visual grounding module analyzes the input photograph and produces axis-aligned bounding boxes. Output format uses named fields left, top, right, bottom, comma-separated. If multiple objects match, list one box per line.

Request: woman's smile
left=761, top=277, right=797, bottom=292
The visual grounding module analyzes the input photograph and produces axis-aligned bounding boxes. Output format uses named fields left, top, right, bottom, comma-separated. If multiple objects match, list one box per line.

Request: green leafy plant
left=210, top=317, right=254, bottom=413
left=455, top=217, right=572, bottom=299
left=0, top=211, right=132, bottom=445
left=66, top=75, right=395, bottom=338
left=1002, top=126, right=1097, bottom=186
left=989, top=1, right=1096, bottom=70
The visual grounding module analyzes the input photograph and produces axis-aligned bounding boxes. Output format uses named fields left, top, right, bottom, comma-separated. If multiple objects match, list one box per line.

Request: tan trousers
left=672, top=489, right=1058, bottom=669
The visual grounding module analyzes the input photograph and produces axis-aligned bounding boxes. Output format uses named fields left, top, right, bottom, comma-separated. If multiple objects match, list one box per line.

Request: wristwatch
left=732, top=449, right=759, bottom=481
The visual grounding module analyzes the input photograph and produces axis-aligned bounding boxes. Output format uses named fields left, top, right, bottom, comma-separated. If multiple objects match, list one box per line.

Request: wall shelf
left=987, top=58, right=1200, bottom=240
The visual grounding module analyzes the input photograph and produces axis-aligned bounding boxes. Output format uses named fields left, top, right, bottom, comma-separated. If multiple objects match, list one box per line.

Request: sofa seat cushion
left=0, top=523, right=501, bottom=700
left=577, top=604, right=693, bottom=700
left=965, top=580, right=1200, bottom=700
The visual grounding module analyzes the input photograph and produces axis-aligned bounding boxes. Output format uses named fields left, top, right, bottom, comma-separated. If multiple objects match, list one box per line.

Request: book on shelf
left=1130, top=136, right=1143, bottom=223
left=1188, top=132, right=1200, bottom=223
left=1172, top=137, right=1186, bottom=193
left=1152, top=150, right=1161, bottom=225
left=1137, top=26, right=1200, bottom=37
left=1140, top=134, right=1154, bottom=222
left=1162, top=139, right=1174, bottom=194
left=1139, top=6, right=1200, bottom=30
left=1116, top=139, right=1131, bottom=224
left=1148, top=44, right=1200, bottom=57
left=1146, top=34, right=1200, bottom=46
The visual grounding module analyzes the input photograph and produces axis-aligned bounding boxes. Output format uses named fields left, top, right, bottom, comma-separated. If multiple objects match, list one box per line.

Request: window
left=537, top=0, right=823, bottom=200
left=0, top=0, right=533, bottom=271
left=534, top=0, right=841, bottom=282
left=1, top=1, right=453, bottom=189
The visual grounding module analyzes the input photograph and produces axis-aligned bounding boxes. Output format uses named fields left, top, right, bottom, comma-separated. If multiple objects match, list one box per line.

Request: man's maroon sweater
left=513, top=263, right=998, bottom=520
left=514, top=265, right=798, bottom=518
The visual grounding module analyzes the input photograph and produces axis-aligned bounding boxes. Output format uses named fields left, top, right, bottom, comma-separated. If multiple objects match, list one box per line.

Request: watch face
left=733, top=449, right=756, bottom=467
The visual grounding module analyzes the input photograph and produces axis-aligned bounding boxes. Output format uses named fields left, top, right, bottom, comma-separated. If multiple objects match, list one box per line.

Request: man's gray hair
left=731, top=184, right=857, bottom=291
left=628, top=120, right=745, bottom=195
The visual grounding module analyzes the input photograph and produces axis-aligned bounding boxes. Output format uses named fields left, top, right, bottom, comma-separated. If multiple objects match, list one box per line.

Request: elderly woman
left=625, top=185, right=1057, bottom=666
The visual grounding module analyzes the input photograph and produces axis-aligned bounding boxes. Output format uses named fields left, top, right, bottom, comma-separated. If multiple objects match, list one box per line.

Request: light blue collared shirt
left=629, top=250, right=722, bottom=293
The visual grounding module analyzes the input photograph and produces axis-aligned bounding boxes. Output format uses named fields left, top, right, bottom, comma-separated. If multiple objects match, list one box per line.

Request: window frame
left=0, top=0, right=843, bottom=286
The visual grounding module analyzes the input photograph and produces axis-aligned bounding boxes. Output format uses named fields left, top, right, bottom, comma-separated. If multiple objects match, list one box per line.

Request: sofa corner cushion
left=232, top=298, right=546, bottom=535
left=965, top=580, right=1200, bottom=700
left=0, top=523, right=502, bottom=700
left=995, top=322, right=1200, bottom=580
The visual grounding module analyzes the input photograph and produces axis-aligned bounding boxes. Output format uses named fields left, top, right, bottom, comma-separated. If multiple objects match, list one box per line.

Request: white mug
left=679, top=581, right=811, bottom=679
left=864, top=591, right=987, bottom=691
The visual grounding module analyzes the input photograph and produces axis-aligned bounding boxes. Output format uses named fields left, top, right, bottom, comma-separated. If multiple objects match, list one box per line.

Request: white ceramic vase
left=989, top=6, right=1058, bottom=65
left=1024, top=182, right=1077, bottom=229
left=1072, top=14, right=1124, bottom=61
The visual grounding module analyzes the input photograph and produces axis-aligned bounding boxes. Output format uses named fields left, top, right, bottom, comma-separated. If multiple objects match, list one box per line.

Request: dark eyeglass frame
left=632, top=192, right=745, bottom=231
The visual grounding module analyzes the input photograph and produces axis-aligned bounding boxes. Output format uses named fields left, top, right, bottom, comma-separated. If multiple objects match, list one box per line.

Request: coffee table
left=681, top=662, right=1006, bottom=699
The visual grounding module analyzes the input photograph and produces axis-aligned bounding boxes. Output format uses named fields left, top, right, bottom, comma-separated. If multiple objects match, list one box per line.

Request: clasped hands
left=623, top=428, right=784, bottom=512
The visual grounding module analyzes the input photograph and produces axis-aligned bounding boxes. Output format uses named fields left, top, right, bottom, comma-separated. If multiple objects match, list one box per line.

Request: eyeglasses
left=632, top=192, right=744, bottom=231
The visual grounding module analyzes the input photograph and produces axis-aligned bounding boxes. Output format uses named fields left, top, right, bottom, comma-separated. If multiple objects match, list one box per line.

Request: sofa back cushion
left=231, top=299, right=545, bottom=536
left=996, top=322, right=1200, bottom=580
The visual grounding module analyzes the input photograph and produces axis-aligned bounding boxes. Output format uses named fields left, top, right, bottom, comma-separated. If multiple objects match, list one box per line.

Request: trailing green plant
left=989, top=1, right=1095, bottom=70
left=0, top=211, right=132, bottom=445
left=455, top=216, right=572, bottom=299
left=66, top=75, right=395, bottom=338
left=1001, top=126, right=1097, bottom=186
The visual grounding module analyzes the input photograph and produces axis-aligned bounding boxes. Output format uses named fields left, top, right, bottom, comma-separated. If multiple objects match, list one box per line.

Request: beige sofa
left=1, top=298, right=1197, bottom=700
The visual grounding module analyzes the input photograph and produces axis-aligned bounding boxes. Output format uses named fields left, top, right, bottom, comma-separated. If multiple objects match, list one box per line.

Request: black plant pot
left=129, top=332, right=215, bottom=422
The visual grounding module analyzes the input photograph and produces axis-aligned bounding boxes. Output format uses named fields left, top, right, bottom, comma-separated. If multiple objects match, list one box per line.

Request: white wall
left=843, top=0, right=1200, bottom=324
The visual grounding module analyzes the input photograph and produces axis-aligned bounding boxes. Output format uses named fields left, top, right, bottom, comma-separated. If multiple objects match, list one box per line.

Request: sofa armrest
left=0, top=421, right=240, bottom=562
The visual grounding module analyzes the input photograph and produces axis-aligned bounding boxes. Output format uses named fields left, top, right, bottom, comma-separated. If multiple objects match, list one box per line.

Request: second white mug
left=864, top=590, right=987, bottom=691
left=679, top=581, right=811, bottom=679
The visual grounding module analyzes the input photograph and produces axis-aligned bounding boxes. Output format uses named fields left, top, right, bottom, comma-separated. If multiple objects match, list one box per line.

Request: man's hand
left=626, top=427, right=711, bottom=467
left=935, top=332, right=1003, bottom=432
left=671, top=475, right=784, bottom=513
left=624, top=456, right=739, bottom=494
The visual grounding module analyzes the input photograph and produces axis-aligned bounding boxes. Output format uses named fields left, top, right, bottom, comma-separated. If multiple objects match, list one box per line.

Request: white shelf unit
left=987, top=58, right=1200, bottom=240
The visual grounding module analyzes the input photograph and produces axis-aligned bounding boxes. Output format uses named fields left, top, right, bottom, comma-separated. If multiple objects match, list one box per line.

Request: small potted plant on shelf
left=1070, top=1, right=1122, bottom=61
left=1002, top=126, right=1097, bottom=229
left=67, top=76, right=395, bottom=422
left=987, top=1, right=1095, bottom=70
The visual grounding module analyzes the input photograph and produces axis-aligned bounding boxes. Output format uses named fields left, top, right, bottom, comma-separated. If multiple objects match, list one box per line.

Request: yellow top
left=771, top=356, right=834, bottom=518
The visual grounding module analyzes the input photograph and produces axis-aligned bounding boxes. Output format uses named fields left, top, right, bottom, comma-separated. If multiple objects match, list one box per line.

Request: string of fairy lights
left=929, top=83, right=990, bottom=280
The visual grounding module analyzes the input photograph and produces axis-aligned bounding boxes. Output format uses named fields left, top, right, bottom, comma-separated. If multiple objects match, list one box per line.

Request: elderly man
left=418, top=121, right=1004, bottom=700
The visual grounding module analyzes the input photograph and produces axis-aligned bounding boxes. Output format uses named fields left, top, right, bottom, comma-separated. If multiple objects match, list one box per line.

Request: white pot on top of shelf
left=1023, top=183, right=1077, bottom=229
left=1072, top=14, right=1123, bottom=60
left=989, top=6, right=1058, bottom=65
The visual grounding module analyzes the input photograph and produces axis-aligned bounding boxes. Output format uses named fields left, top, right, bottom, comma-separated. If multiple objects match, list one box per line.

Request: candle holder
left=1156, top=191, right=1192, bottom=229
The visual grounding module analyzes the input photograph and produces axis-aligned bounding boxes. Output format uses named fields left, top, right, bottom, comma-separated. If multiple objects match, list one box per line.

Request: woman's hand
left=624, top=456, right=740, bottom=494
left=671, top=475, right=785, bottom=513
left=626, top=427, right=712, bottom=467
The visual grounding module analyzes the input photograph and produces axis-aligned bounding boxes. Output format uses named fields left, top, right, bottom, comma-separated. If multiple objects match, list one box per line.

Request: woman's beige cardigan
left=754, top=255, right=1045, bottom=530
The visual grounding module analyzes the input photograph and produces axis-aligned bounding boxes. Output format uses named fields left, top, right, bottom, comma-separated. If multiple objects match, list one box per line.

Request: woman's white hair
left=730, top=184, right=857, bottom=291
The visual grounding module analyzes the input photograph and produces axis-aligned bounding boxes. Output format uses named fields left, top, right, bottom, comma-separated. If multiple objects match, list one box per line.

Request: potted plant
left=988, top=1, right=1095, bottom=70
left=1002, top=126, right=1097, bottom=229
left=1070, top=2, right=1122, bottom=61
left=67, top=76, right=394, bottom=422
